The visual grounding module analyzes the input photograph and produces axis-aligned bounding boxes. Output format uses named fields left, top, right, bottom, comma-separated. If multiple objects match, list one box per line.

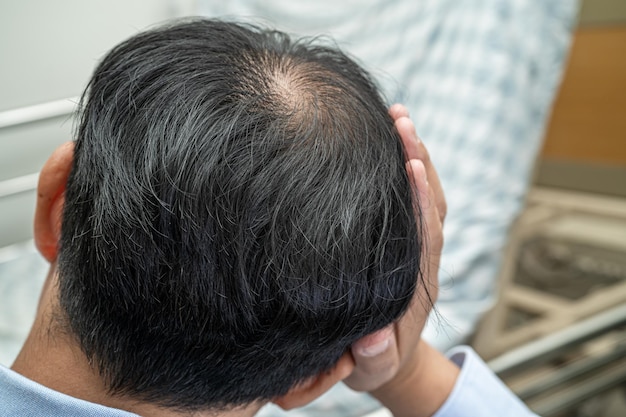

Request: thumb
left=344, top=326, right=399, bottom=392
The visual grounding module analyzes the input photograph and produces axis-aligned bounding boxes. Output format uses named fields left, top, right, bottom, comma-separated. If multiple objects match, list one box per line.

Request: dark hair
left=58, top=18, right=422, bottom=411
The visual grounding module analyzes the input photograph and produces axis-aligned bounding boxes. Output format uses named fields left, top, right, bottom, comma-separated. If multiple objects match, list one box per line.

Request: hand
left=343, top=105, right=455, bottom=417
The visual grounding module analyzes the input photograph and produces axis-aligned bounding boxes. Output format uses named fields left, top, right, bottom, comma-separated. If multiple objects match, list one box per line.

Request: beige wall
left=0, top=1, right=194, bottom=247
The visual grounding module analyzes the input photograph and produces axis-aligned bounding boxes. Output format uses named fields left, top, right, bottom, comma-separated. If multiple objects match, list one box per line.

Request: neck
left=11, top=265, right=261, bottom=417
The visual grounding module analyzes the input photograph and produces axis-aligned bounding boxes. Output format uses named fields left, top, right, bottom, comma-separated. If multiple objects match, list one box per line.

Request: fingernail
left=359, top=338, right=391, bottom=357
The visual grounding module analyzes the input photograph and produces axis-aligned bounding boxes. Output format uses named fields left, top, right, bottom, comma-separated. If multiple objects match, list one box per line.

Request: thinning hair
left=58, top=19, right=423, bottom=411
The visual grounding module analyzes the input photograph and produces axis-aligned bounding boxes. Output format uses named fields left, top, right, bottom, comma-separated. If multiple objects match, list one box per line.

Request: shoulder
left=0, top=365, right=137, bottom=417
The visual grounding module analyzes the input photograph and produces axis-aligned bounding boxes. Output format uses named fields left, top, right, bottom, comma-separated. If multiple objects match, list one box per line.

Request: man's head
left=40, top=19, right=422, bottom=411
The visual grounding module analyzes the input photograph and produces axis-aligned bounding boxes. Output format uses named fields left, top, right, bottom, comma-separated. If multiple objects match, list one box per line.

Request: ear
left=34, top=142, right=75, bottom=262
left=273, top=352, right=355, bottom=410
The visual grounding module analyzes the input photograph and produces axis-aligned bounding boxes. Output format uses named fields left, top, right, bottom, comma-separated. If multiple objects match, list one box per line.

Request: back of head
left=58, top=18, right=422, bottom=411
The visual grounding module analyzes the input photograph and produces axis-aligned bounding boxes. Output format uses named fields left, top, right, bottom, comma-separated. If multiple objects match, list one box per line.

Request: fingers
left=406, top=160, right=442, bottom=304
left=389, top=103, right=409, bottom=120
left=344, top=326, right=399, bottom=392
left=408, top=159, right=442, bottom=245
left=344, top=105, right=445, bottom=396
left=393, top=114, right=447, bottom=225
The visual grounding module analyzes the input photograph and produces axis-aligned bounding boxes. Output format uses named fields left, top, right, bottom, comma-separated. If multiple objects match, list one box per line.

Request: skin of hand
left=342, top=104, right=458, bottom=417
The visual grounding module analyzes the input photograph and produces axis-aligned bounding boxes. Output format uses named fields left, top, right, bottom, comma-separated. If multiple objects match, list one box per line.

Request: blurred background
left=1, top=1, right=624, bottom=416
left=470, top=2, right=626, bottom=416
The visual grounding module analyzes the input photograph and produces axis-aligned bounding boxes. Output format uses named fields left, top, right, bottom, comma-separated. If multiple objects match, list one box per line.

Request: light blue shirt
left=0, top=346, right=538, bottom=416
left=435, top=347, right=539, bottom=417
left=0, top=365, right=138, bottom=416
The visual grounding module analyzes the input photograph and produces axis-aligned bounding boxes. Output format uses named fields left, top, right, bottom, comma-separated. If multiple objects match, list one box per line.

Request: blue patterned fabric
left=0, top=242, right=47, bottom=366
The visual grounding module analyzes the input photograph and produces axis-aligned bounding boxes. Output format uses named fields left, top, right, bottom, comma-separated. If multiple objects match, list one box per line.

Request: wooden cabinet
left=537, top=3, right=626, bottom=197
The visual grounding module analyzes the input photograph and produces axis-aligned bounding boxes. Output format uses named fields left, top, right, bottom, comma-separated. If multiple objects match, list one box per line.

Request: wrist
left=370, top=341, right=459, bottom=417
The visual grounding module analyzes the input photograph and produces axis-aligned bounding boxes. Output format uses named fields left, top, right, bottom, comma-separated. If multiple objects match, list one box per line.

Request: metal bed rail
left=0, top=97, right=78, bottom=130
left=488, top=304, right=626, bottom=376
left=0, top=97, right=78, bottom=200
left=488, top=304, right=626, bottom=416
